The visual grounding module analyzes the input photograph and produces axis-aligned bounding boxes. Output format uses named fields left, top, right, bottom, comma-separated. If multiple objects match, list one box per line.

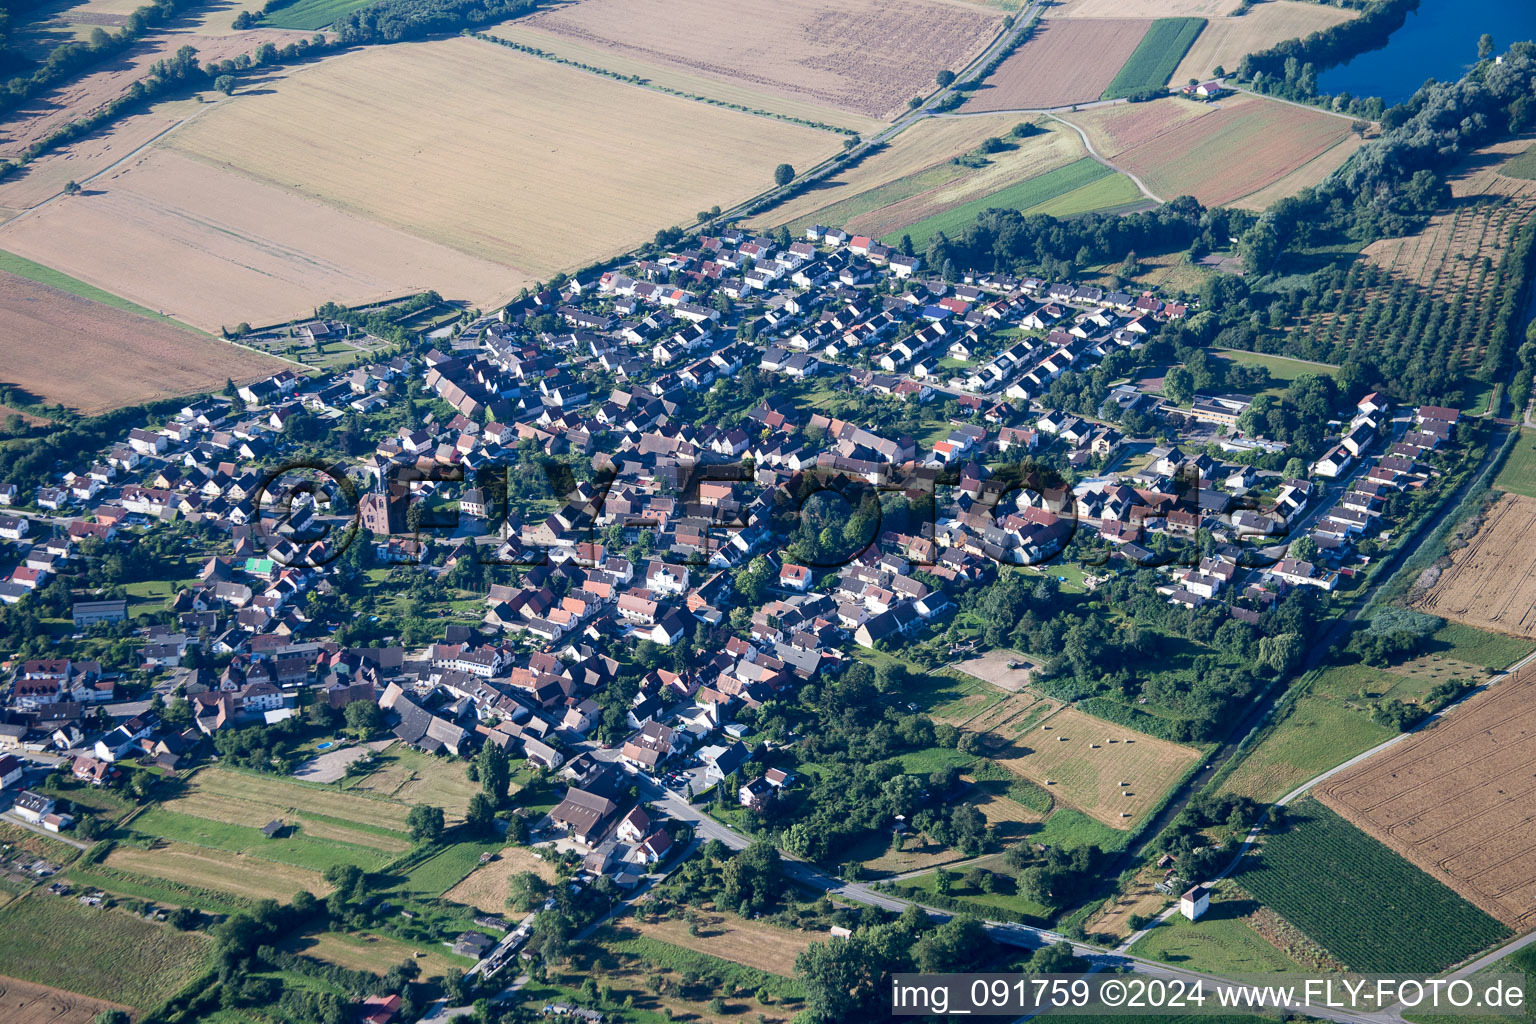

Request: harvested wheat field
left=1413, top=494, right=1536, bottom=640
left=105, top=842, right=332, bottom=902
left=159, top=38, right=839, bottom=277
left=765, top=115, right=1079, bottom=231
left=633, top=909, right=813, bottom=977
left=0, top=29, right=313, bottom=160
left=1058, top=0, right=1238, bottom=17
left=0, top=976, right=133, bottom=1024
left=510, top=0, right=1004, bottom=121
left=1172, top=0, right=1356, bottom=83
left=481, top=22, right=885, bottom=134
left=972, top=704, right=1201, bottom=828
left=443, top=846, right=559, bottom=915
left=0, top=145, right=519, bottom=332
left=0, top=268, right=286, bottom=412
left=0, top=100, right=196, bottom=217
left=1317, top=662, right=1536, bottom=928
left=963, top=19, right=1152, bottom=111
left=1062, top=93, right=1353, bottom=205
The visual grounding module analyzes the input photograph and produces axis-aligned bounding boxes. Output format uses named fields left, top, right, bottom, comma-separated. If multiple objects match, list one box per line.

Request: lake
left=1316, top=0, right=1536, bottom=106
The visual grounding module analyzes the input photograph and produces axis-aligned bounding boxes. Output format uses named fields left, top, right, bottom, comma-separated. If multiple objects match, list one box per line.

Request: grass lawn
left=1212, top=348, right=1339, bottom=392
left=0, top=248, right=207, bottom=335
left=129, top=807, right=397, bottom=872
left=260, top=0, right=375, bottom=28
left=386, top=837, right=508, bottom=898
left=1494, top=428, right=1536, bottom=498
left=344, top=744, right=485, bottom=821
left=0, top=893, right=214, bottom=1009
left=1129, top=894, right=1305, bottom=975
left=284, top=929, right=474, bottom=981
left=1428, top=621, right=1535, bottom=672
left=1501, top=144, right=1536, bottom=180
left=1032, top=809, right=1128, bottom=851
left=898, top=866, right=1053, bottom=924
left=67, top=865, right=251, bottom=915
left=888, top=158, right=1114, bottom=248
left=1218, top=693, right=1393, bottom=803
left=887, top=746, right=977, bottom=775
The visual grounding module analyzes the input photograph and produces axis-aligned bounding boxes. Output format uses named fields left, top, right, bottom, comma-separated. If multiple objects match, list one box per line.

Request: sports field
left=1172, top=1, right=1357, bottom=84
left=507, top=0, right=1005, bottom=121
left=1062, top=94, right=1355, bottom=206
left=0, top=265, right=286, bottom=413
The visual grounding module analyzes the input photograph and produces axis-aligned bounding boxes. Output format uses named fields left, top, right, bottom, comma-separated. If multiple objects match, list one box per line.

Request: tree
left=343, top=699, right=383, bottom=739
left=507, top=870, right=550, bottom=911
left=1163, top=366, right=1195, bottom=405
left=1479, top=33, right=1495, bottom=60
left=64, top=180, right=81, bottom=195
left=935, top=69, right=955, bottom=87
left=478, top=740, right=511, bottom=805
left=406, top=804, right=444, bottom=844
left=466, top=792, right=496, bottom=832
left=1030, top=940, right=1088, bottom=973
left=1290, top=535, right=1318, bottom=561
left=913, top=916, right=990, bottom=972
left=214, top=74, right=235, bottom=94
left=773, top=163, right=796, bottom=187
left=95, top=1013, right=131, bottom=1024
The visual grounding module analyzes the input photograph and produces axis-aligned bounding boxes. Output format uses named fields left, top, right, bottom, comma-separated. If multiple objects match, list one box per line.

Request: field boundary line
left=1047, top=111, right=1162, bottom=203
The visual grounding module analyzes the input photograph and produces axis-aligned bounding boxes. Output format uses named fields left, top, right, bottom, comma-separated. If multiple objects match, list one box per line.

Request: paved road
left=637, top=771, right=1390, bottom=1024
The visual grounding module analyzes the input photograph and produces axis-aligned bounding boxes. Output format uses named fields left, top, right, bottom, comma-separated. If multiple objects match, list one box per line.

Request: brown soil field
left=1228, top=132, right=1362, bottom=211
left=1063, top=93, right=1353, bottom=206
left=0, top=975, right=134, bottom=1024
left=1172, top=1, right=1356, bottom=83
left=442, top=846, right=558, bottom=915
left=510, top=0, right=1005, bottom=121
left=1057, top=0, right=1238, bottom=16
left=105, top=842, right=332, bottom=902
left=969, top=703, right=1201, bottom=828
left=153, top=37, right=839, bottom=280
left=1413, top=494, right=1536, bottom=640
left=963, top=18, right=1152, bottom=112
left=0, top=268, right=286, bottom=412
left=953, top=649, right=1040, bottom=691
left=1317, top=662, right=1536, bottom=928
left=632, top=908, right=813, bottom=977
left=0, top=146, right=519, bottom=332
left=0, top=28, right=313, bottom=161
